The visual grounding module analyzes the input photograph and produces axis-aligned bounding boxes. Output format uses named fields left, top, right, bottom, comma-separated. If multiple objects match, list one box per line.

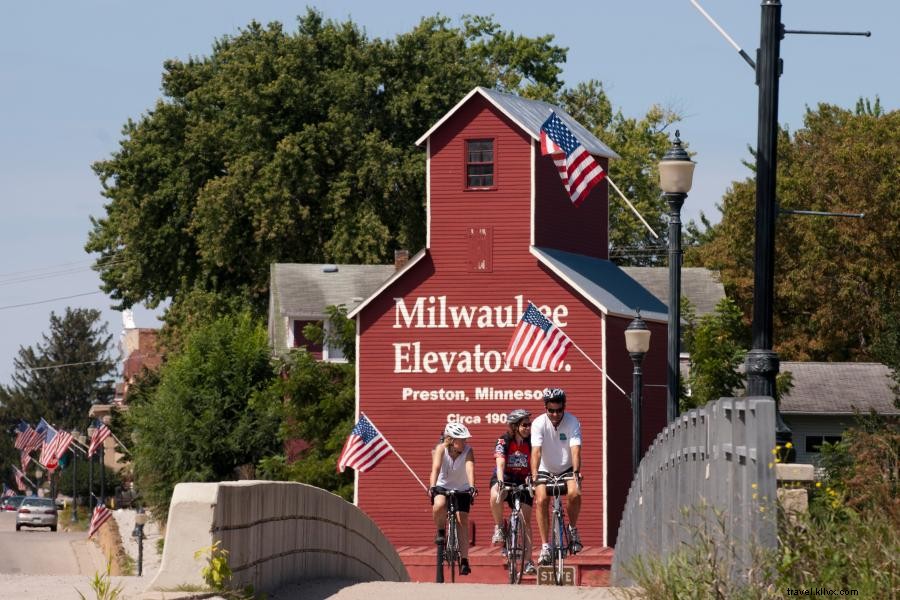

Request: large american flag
left=88, top=420, right=111, bottom=458
left=337, top=415, right=392, bottom=473
left=505, top=302, right=573, bottom=372
left=88, top=505, right=113, bottom=539
left=540, top=111, right=607, bottom=206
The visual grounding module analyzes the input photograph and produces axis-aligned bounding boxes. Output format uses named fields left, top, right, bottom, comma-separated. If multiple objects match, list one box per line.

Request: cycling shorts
left=489, top=475, right=534, bottom=508
left=430, top=486, right=473, bottom=513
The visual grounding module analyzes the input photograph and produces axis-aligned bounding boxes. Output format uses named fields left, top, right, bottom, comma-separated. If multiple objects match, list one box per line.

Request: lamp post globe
left=625, top=311, right=651, bottom=476
left=659, top=130, right=695, bottom=424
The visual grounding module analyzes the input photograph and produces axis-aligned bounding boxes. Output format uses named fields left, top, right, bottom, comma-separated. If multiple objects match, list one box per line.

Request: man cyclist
left=489, top=409, right=536, bottom=575
left=530, top=387, right=583, bottom=565
left=429, top=422, right=477, bottom=575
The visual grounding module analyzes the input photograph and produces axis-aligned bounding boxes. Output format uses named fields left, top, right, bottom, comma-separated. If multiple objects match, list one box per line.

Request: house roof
left=779, top=362, right=899, bottom=415
left=531, top=247, right=668, bottom=323
left=622, top=267, right=726, bottom=317
left=270, top=263, right=398, bottom=318
left=415, top=87, right=620, bottom=160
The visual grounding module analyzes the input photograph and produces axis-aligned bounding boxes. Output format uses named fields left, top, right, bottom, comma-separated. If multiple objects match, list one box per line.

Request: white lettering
left=393, top=297, right=425, bottom=328
left=402, top=388, right=467, bottom=401
left=392, top=295, right=568, bottom=329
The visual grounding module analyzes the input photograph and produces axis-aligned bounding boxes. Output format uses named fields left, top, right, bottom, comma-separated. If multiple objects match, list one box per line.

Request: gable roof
left=779, top=362, right=899, bottom=415
left=531, top=247, right=668, bottom=323
left=415, top=87, right=620, bottom=160
left=270, top=263, right=398, bottom=318
left=622, top=267, right=726, bottom=318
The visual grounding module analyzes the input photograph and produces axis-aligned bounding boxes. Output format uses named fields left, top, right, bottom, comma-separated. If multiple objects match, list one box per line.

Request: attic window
left=466, top=139, right=494, bottom=188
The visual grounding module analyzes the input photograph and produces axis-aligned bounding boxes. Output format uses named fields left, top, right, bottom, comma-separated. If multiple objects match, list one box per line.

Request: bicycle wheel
left=551, top=511, right=565, bottom=585
left=508, top=515, right=527, bottom=583
left=446, top=517, right=458, bottom=583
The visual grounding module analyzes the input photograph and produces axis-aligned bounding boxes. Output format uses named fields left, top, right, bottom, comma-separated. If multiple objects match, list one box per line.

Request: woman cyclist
left=489, top=408, right=536, bottom=575
left=429, top=422, right=477, bottom=575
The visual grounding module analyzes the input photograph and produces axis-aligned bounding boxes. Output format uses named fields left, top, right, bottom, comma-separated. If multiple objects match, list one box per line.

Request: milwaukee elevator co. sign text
left=392, top=294, right=568, bottom=374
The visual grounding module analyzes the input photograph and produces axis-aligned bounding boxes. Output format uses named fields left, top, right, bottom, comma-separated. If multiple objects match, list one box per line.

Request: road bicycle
left=539, top=472, right=580, bottom=585
left=433, top=488, right=473, bottom=582
left=496, top=482, right=532, bottom=584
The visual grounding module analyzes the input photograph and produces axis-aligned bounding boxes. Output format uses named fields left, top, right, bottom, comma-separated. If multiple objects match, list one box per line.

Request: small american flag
left=506, top=302, right=573, bottom=372
left=88, top=505, right=113, bottom=538
left=2, top=485, right=13, bottom=498
left=39, top=424, right=59, bottom=471
left=88, top=420, right=111, bottom=458
left=49, top=430, right=74, bottom=463
left=337, top=415, right=392, bottom=473
left=14, top=421, right=34, bottom=451
left=13, top=466, right=26, bottom=492
left=21, top=451, right=31, bottom=471
left=540, top=111, right=607, bottom=206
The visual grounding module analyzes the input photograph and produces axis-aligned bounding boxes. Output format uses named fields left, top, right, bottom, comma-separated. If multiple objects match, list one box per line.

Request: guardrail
left=611, top=397, right=777, bottom=585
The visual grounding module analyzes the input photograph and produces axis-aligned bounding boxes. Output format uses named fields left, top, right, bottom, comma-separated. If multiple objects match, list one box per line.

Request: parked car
left=2, top=496, right=25, bottom=512
left=16, top=497, right=58, bottom=531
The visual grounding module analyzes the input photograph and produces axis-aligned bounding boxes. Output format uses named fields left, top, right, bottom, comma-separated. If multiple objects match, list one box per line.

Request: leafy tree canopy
left=126, top=312, right=281, bottom=519
left=87, top=9, right=681, bottom=320
left=690, top=100, right=900, bottom=362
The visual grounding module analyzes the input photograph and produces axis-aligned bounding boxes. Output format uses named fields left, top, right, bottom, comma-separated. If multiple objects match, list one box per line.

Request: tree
left=126, top=312, right=281, bottom=519
left=691, top=100, right=900, bottom=361
left=0, top=308, right=115, bottom=428
left=684, top=298, right=749, bottom=409
left=86, top=10, right=681, bottom=318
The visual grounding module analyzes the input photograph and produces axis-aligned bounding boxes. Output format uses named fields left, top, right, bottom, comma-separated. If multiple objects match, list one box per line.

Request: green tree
left=0, top=308, right=115, bottom=428
left=685, top=298, right=749, bottom=409
left=126, top=312, right=281, bottom=519
left=692, top=100, right=900, bottom=361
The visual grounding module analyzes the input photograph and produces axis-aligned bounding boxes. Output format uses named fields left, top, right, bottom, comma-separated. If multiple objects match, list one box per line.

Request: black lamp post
left=70, top=431, right=81, bottom=523
left=87, top=425, right=95, bottom=508
left=625, top=312, right=651, bottom=475
left=659, top=131, right=696, bottom=424
left=133, top=509, right=148, bottom=576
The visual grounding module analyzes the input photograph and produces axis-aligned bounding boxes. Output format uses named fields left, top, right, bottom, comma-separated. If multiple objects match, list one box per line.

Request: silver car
left=16, top=497, right=58, bottom=532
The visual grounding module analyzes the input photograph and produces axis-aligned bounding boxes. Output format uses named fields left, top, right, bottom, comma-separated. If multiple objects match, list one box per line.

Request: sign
left=536, top=564, right=576, bottom=586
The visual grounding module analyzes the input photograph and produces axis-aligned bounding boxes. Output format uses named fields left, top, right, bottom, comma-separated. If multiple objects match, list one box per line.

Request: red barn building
left=348, top=87, right=669, bottom=580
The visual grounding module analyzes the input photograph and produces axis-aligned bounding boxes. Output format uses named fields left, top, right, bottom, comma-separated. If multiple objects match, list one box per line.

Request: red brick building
left=348, top=87, right=669, bottom=555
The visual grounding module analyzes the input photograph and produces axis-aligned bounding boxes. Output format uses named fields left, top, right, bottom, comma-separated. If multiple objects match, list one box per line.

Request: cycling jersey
left=493, top=432, right=531, bottom=484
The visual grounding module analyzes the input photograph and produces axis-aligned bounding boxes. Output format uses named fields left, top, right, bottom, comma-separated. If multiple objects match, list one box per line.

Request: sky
left=0, top=1, right=895, bottom=386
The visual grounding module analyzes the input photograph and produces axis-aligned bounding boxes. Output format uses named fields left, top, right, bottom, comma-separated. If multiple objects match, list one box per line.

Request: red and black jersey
left=493, top=432, right=531, bottom=483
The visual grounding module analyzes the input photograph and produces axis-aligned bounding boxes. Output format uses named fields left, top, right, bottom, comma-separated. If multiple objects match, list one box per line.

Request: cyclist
left=429, top=422, right=477, bottom=575
left=489, top=408, right=537, bottom=575
left=530, top=387, right=583, bottom=566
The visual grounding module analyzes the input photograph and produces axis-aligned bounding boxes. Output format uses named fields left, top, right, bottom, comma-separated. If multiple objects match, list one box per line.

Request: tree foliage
left=0, top=308, right=115, bottom=428
left=126, top=312, right=281, bottom=519
left=87, top=9, right=681, bottom=318
left=691, top=100, right=900, bottom=361
left=684, top=298, right=749, bottom=409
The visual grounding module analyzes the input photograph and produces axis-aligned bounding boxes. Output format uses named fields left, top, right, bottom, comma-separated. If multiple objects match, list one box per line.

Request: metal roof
left=779, top=362, right=899, bottom=415
left=531, top=247, right=668, bottom=322
left=415, top=87, right=620, bottom=160
left=622, top=267, right=726, bottom=318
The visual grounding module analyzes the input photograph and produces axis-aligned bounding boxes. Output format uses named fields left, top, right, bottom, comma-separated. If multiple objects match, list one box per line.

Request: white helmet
left=444, top=422, right=472, bottom=439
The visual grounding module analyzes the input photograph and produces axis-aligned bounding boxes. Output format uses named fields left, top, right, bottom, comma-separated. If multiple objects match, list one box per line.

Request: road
left=0, top=511, right=103, bottom=576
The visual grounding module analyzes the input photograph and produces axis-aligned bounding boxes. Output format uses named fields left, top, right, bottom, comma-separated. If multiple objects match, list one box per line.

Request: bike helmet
left=543, top=387, right=566, bottom=404
left=507, top=409, right=531, bottom=425
left=444, top=422, right=472, bottom=439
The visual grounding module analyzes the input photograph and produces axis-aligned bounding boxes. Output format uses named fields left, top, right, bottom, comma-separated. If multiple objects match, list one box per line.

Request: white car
left=16, top=497, right=58, bottom=532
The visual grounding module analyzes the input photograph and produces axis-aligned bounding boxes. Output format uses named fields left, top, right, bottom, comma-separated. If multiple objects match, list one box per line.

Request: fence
left=611, top=396, right=777, bottom=585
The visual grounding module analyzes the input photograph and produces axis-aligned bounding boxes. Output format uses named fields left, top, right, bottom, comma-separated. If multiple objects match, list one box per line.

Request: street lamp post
left=625, top=312, right=651, bottom=475
left=659, top=131, right=696, bottom=424
left=70, top=431, right=80, bottom=523
left=133, top=509, right=148, bottom=576
left=87, top=425, right=95, bottom=509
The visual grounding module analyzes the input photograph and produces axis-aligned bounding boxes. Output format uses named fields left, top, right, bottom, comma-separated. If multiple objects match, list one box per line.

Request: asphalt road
left=0, top=511, right=102, bottom=576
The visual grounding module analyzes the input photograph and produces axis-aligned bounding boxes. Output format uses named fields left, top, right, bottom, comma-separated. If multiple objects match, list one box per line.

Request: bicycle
left=433, top=488, right=473, bottom=582
left=539, top=472, right=580, bottom=585
left=496, top=482, right=532, bottom=583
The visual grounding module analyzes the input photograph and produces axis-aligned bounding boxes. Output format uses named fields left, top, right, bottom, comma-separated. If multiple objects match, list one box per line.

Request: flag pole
left=362, top=413, right=428, bottom=492
left=106, top=431, right=131, bottom=456
left=12, top=466, right=37, bottom=489
left=565, top=336, right=630, bottom=399
left=606, top=176, right=660, bottom=239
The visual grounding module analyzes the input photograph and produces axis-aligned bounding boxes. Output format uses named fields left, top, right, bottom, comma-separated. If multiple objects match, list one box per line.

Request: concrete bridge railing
left=148, top=481, right=408, bottom=594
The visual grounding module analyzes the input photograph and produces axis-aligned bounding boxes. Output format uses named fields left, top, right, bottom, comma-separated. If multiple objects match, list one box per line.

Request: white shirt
left=435, top=445, right=472, bottom=490
left=531, top=412, right=582, bottom=474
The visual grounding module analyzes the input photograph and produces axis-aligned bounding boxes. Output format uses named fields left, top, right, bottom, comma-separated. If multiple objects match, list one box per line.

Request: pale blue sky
left=0, top=1, right=894, bottom=384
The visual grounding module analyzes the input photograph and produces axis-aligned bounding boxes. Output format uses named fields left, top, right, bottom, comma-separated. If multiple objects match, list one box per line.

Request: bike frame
left=499, top=483, right=530, bottom=584
left=540, top=473, right=575, bottom=585
left=443, top=490, right=460, bottom=583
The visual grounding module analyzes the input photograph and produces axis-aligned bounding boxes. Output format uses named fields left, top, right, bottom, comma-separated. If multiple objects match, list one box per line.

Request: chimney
left=394, top=249, right=409, bottom=270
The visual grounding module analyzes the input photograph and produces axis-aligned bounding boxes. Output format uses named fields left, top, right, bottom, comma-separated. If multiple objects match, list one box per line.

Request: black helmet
left=543, top=387, right=566, bottom=404
left=507, top=409, right=531, bottom=425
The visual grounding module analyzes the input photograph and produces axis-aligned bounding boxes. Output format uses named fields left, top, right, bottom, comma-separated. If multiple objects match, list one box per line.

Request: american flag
left=13, top=466, right=26, bottom=492
left=88, top=505, right=113, bottom=538
left=49, top=430, right=75, bottom=463
left=21, top=451, right=31, bottom=471
left=88, top=420, right=112, bottom=458
left=14, top=421, right=36, bottom=451
left=23, top=421, right=44, bottom=455
left=540, top=111, right=607, bottom=206
left=505, top=302, right=573, bottom=372
left=38, top=422, right=59, bottom=471
left=2, top=485, right=13, bottom=498
left=337, top=415, right=392, bottom=473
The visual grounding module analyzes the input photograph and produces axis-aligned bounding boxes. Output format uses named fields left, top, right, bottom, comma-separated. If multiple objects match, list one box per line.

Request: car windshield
left=21, top=498, right=55, bottom=508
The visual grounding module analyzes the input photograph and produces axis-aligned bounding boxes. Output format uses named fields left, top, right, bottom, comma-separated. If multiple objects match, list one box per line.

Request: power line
left=0, top=291, right=103, bottom=311
left=20, top=359, right=114, bottom=372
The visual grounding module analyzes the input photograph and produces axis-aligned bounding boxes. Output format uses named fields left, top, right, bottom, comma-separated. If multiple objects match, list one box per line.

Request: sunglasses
left=546, top=408, right=564, bottom=415
left=518, top=422, right=532, bottom=427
